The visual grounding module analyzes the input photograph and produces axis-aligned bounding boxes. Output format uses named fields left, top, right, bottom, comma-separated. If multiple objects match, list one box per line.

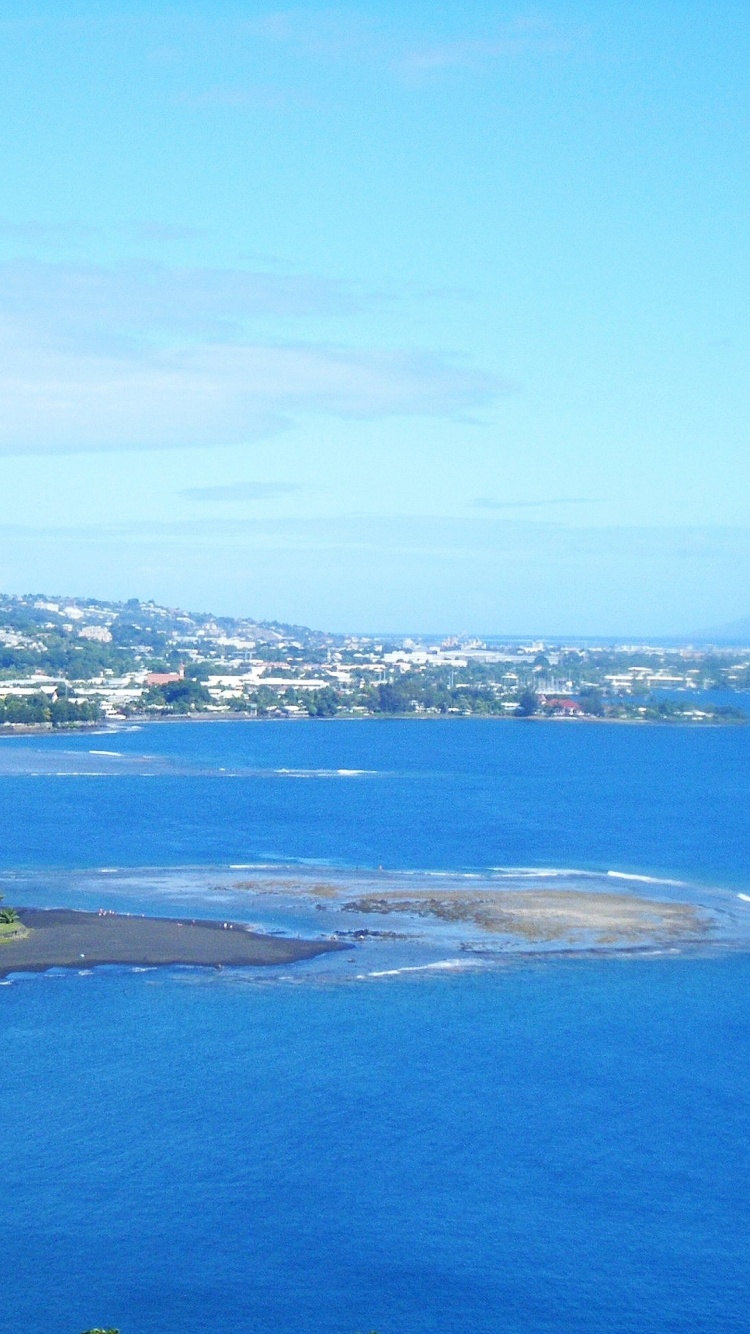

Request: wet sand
left=0, top=908, right=345, bottom=977
left=340, top=889, right=707, bottom=945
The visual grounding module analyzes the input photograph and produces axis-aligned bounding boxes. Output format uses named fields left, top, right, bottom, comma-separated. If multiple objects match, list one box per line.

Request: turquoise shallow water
left=1, top=719, right=749, bottom=1332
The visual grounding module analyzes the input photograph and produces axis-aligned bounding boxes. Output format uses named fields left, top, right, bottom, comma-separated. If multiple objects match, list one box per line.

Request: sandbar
left=0, top=907, right=345, bottom=977
left=340, top=889, right=707, bottom=945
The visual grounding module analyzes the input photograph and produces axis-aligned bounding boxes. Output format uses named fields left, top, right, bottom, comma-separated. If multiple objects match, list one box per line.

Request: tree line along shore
left=0, top=590, right=745, bottom=727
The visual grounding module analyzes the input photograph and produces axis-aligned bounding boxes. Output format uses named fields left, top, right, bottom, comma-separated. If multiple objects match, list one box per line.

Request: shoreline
left=0, top=907, right=346, bottom=978
left=0, top=872, right=739, bottom=978
left=0, top=711, right=743, bottom=737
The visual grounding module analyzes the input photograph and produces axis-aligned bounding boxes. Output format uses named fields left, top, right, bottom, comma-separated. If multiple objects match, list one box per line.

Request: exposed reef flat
left=338, top=889, right=707, bottom=946
left=0, top=907, right=345, bottom=977
left=0, top=868, right=726, bottom=987
left=224, top=870, right=714, bottom=951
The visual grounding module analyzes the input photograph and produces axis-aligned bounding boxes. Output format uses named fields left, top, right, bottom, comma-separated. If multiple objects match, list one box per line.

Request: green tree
left=50, top=698, right=102, bottom=727
left=185, top=660, right=213, bottom=680
left=516, top=688, right=538, bottom=717
left=251, top=685, right=281, bottom=716
left=307, top=687, right=339, bottom=717
left=162, top=678, right=211, bottom=711
left=375, top=682, right=410, bottom=713
left=579, top=687, right=605, bottom=716
left=0, top=692, right=50, bottom=724
left=146, top=678, right=212, bottom=713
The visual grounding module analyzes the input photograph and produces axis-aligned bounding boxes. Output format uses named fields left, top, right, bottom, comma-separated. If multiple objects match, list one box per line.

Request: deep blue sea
left=2, top=718, right=750, bottom=1334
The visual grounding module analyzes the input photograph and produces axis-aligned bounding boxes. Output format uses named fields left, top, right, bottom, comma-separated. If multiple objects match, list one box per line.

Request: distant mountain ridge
left=689, top=614, right=750, bottom=645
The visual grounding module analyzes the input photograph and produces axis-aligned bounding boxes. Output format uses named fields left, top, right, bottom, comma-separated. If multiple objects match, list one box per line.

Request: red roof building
left=146, top=665, right=185, bottom=687
left=539, top=695, right=583, bottom=715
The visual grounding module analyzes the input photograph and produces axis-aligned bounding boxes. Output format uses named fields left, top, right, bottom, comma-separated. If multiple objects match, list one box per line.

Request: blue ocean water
left=0, top=716, right=748, bottom=884
left=1, top=719, right=750, bottom=1333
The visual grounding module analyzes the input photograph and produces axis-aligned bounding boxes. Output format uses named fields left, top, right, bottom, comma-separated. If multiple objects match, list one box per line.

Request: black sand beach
left=0, top=908, right=346, bottom=976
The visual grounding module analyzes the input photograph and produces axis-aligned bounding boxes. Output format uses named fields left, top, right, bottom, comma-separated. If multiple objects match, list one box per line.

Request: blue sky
left=0, top=1, right=748, bottom=634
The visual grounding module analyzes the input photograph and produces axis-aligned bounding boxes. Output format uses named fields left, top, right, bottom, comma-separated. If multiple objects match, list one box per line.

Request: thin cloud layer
left=0, top=514, right=744, bottom=637
left=131, top=222, right=208, bottom=243
left=240, top=10, right=579, bottom=77
left=0, top=219, right=100, bottom=247
left=471, top=497, right=604, bottom=510
left=0, top=220, right=206, bottom=253
left=0, top=258, right=506, bottom=452
left=396, top=19, right=576, bottom=76
left=183, top=482, right=301, bottom=501
left=243, top=9, right=373, bottom=57
left=0, top=258, right=359, bottom=348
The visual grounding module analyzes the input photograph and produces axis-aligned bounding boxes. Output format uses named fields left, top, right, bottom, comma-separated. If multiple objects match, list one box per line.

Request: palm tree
left=0, top=907, right=19, bottom=924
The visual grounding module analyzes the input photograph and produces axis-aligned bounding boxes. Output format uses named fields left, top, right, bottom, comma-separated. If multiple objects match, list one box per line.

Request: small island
left=339, top=887, right=706, bottom=945
left=0, top=906, right=345, bottom=978
left=227, top=872, right=714, bottom=951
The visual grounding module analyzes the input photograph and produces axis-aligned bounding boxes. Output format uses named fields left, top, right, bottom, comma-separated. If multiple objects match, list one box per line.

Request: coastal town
left=0, top=591, right=746, bottom=728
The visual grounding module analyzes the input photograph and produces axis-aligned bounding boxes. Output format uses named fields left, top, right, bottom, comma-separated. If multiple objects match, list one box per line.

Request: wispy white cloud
left=0, top=220, right=210, bottom=252
left=0, top=516, right=743, bottom=633
left=182, top=482, right=301, bottom=502
left=0, top=258, right=360, bottom=349
left=130, top=222, right=208, bottom=244
left=238, top=10, right=580, bottom=79
left=471, top=497, right=605, bottom=510
left=8, top=512, right=747, bottom=554
left=0, top=336, right=504, bottom=453
left=243, top=8, right=373, bottom=57
left=0, top=259, right=507, bottom=454
left=175, top=85, right=304, bottom=111
left=0, top=219, right=101, bottom=247
left=396, top=19, right=576, bottom=78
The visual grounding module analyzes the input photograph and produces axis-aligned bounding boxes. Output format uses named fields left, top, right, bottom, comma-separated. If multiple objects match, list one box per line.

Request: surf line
left=362, top=959, right=482, bottom=978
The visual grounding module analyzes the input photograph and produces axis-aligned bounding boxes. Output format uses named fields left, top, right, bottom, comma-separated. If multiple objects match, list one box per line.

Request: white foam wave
left=737, top=893, right=750, bottom=903
left=271, top=767, right=376, bottom=778
left=56, top=770, right=114, bottom=776
left=363, top=959, right=482, bottom=978
left=86, top=726, right=141, bottom=735
left=607, top=871, right=687, bottom=887
left=420, top=869, right=482, bottom=880
left=490, top=866, right=600, bottom=879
